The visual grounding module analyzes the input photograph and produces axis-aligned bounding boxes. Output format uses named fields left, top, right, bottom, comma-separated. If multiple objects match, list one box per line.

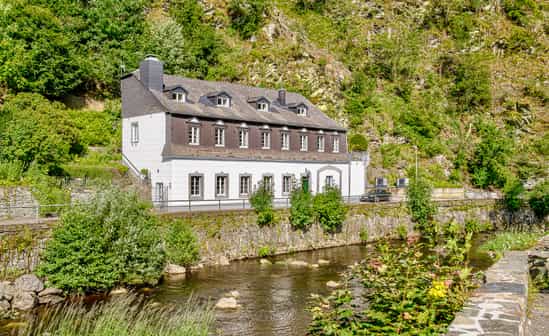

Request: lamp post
left=414, top=145, right=418, bottom=180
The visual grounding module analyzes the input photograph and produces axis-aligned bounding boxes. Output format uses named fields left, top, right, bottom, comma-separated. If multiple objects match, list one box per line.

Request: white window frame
left=300, top=135, right=308, bottom=152
left=239, top=175, right=251, bottom=196
left=282, top=175, right=293, bottom=195
left=281, top=132, right=290, bottom=151
left=316, top=135, right=325, bottom=152
left=261, top=131, right=271, bottom=149
left=215, top=175, right=228, bottom=198
left=263, top=175, right=273, bottom=192
left=172, top=91, right=186, bottom=103
left=217, top=96, right=230, bottom=107
left=332, top=136, right=340, bottom=153
left=130, top=122, right=139, bottom=145
left=189, top=125, right=200, bottom=145
left=297, top=106, right=307, bottom=116
left=257, top=102, right=269, bottom=112
left=214, top=127, right=225, bottom=147
left=239, top=128, right=249, bottom=148
left=189, top=174, right=203, bottom=199
left=325, top=175, right=334, bottom=188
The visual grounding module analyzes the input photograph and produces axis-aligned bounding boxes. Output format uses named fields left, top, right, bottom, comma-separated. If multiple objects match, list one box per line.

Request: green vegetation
left=164, top=219, right=200, bottom=267
left=19, top=294, right=213, bottom=336
left=406, top=177, right=437, bottom=239
left=37, top=189, right=165, bottom=293
left=250, top=182, right=275, bottom=226
left=228, top=0, right=269, bottom=39
left=312, top=186, right=347, bottom=233
left=258, top=245, right=276, bottom=258
left=479, top=232, right=542, bottom=260
left=359, top=228, right=369, bottom=243
left=528, top=181, right=549, bottom=219
left=289, top=185, right=314, bottom=230
left=348, top=133, right=369, bottom=152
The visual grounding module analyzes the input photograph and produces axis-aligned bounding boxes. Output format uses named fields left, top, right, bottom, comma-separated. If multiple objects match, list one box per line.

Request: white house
left=121, top=57, right=368, bottom=206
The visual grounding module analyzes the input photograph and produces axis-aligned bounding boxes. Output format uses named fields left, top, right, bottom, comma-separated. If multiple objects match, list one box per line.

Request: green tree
left=407, top=176, right=437, bottom=239
left=448, top=55, right=491, bottom=114
left=290, top=185, right=314, bottom=230
left=37, top=189, right=165, bottom=293
left=503, top=178, right=525, bottom=212
left=348, top=134, right=369, bottom=152
left=528, top=181, right=549, bottom=219
left=164, top=219, right=200, bottom=266
left=313, top=186, right=347, bottom=233
left=250, top=182, right=275, bottom=226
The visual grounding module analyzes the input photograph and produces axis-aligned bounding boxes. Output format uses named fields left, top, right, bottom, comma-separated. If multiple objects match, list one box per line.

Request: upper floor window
left=172, top=91, right=186, bottom=103
left=130, top=122, right=139, bottom=145
left=297, top=105, right=307, bottom=116
left=316, top=135, right=325, bottom=152
left=217, top=96, right=230, bottom=107
left=239, top=128, right=249, bottom=148
left=215, top=127, right=225, bottom=147
left=281, top=132, right=290, bottom=151
left=300, top=135, right=308, bottom=151
left=332, top=136, right=340, bottom=153
left=261, top=131, right=271, bottom=149
left=189, top=125, right=200, bottom=145
left=257, top=101, right=269, bottom=112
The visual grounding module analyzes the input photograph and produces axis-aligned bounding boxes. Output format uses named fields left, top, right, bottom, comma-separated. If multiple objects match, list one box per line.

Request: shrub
left=508, top=27, right=538, bottom=51
left=228, top=0, right=268, bottom=39
left=503, top=178, right=525, bottom=212
left=313, top=187, right=347, bottom=233
left=407, top=177, right=437, bottom=239
left=250, top=182, right=275, bottom=226
left=502, top=0, right=538, bottom=26
left=348, top=134, right=369, bottom=152
left=258, top=245, right=275, bottom=258
left=290, top=187, right=314, bottom=231
left=480, top=232, right=541, bottom=260
left=528, top=181, right=549, bottom=219
left=164, top=219, right=200, bottom=267
left=380, top=143, right=400, bottom=168
left=396, top=224, right=408, bottom=240
left=359, top=228, right=369, bottom=243
left=449, top=55, right=491, bottom=114
left=37, top=189, right=165, bottom=293
left=20, top=294, right=214, bottom=336
left=0, top=160, right=24, bottom=184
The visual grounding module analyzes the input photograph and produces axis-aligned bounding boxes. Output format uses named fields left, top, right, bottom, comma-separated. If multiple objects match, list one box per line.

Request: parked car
left=360, top=189, right=392, bottom=202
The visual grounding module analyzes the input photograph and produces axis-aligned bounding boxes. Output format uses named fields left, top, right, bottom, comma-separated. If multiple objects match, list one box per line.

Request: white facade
left=122, top=112, right=367, bottom=204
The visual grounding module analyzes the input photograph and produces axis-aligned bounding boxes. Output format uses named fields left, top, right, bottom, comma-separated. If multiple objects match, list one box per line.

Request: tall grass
left=479, top=232, right=543, bottom=260
left=19, top=294, right=213, bottom=336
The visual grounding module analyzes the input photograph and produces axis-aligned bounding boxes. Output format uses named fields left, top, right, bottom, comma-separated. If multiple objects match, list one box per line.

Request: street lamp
left=414, top=145, right=418, bottom=180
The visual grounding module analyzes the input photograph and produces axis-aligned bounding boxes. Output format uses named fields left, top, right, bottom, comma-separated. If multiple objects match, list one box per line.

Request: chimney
left=139, top=56, right=163, bottom=92
left=278, top=88, right=286, bottom=106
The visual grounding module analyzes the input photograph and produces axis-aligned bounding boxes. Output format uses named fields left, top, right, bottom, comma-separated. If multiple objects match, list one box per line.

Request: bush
left=250, top=182, right=275, bottom=226
left=348, top=134, right=369, bottom=152
left=502, top=0, right=538, bottom=26
left=37, top=189, right=165, bottom=293
left=449, top=55, right=491, bottom=114
left=528, top=181, right=549, bottom=219
left=508, top=27, right=538, bottom=51
left=480, top=232, right=541, bottom=260
left=228, top=0, right=268, bottom=39
left=503, top=178, right=525, bottom=212
left=359, top=228, right=369, bottom=243
left=407, top=177, right=437, bottom=239
left=0, top=160, right=24, bottom=185
left=258, top=245, right=275, bottom=258
left=289, top=187, right=314, bottom=231
left=313, top=187, right=347, bottom=233
left=164, top=219, right=200, bottom=267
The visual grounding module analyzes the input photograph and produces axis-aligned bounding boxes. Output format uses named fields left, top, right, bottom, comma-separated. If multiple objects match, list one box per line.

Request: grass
left=19, top=294, right=213, bottom=336
left=479, top=231, right=543, bottom=260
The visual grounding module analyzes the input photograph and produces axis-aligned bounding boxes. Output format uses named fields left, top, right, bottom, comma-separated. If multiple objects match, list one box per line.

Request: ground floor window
left=325, top=175, right=335, bottom=189
left=240, top=175, right=251, bottom=196
left=263, top=175, right=273, bottom=192
left=154, top=182, right=165, bottom=202
left=190, top=175, right=203, bottom=199
left=282, top=175, right=293, bottom=195
left=216, top=175, right=228, bottom=197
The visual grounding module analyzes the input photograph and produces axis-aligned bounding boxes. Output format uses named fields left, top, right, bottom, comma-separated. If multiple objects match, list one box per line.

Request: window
left=282, top=175, right=292, bottom=195
left=215, top=175, right=228, bottom=197
left=239, top=175, right=251, bottom=196
left=281, top=132, right=290, bottom=151
left=316, top=135, right=325, bottom=152
left=190, top=175, right=203, bottom=199
left=239, top=128, right=249, bottom=148
left=257, top=102, right=269, bottom=112
left=300, top=135, right=308, bottom=151
left=215, top=128, right=225, bottom=147
left=297, top=106, right=307, bottom=116
left=332, top=136, right=340, bottom=153
left=325, top=175, right=334, bottom=188
left=172, top=91, right=186, bottom=103
left=263, top=175, right=273, bottom=192
left=130, top=122, right=139, bottom=145
left=189, top=125, right=200, bottom=145
left=217, top=96, right=230, bottom=107
left=261, top=131, right=271, bottom=149
left=154, top=183, right=165, bottom=202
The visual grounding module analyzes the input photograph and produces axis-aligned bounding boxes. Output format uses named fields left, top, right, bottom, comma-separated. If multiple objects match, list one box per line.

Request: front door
left=301, top=176, right=309, bottom=193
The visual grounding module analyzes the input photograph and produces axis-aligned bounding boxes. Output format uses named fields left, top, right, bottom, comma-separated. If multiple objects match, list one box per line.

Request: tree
left=250, top=182, right=275, bottom=226
left=164, top=219, right=200, bottom=266
left=290, top=185, right=314, bottom=230
left=313, top=186, right=347, bottom=233
left=407, top=176, right=437, bottom=239
left=228, top=0, right=269, bottom=39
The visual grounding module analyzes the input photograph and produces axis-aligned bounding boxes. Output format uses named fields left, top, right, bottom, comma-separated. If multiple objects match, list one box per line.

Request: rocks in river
left=229, top=290, right=240, bottom=298
left=0, top=300, right=10, bottom=312
left=326, top=281, right=341, bottom=289
left=218, top=256, right=230, bottom=266
left=38, top=288, right=63, bottom=297
left=288, top=260, right=309, bottom=267
left=259, top=258, right=272, bottom=265
left=215, top=297, right=241, bottom=309
left=110, top=287, right=128, bottom=295
left=310, top=264, right=319, bottom=268
left=318, top=259, right=330, bottom=266
left=14, top=274, right=44, bottom=293
left=190, top=263, right=204, bottom=271
left=37, top=288, right=64, bottom=305
left=11, top=292, right=36, bottom=311
left=164, top=263, right=187, bottom=275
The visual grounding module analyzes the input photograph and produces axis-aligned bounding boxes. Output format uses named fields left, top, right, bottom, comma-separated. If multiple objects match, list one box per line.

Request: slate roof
left=125, top=71, right=346, bottom=132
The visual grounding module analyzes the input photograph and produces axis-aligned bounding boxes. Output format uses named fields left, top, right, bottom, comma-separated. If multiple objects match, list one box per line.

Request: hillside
left=0, top=0, right=547, bottom=198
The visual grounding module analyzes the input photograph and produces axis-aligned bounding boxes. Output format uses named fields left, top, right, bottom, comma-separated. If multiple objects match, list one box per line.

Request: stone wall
left=0, top=188, right=38, bottom=219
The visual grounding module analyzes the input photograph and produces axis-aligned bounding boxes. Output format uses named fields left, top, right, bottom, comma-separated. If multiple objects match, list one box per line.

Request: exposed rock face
left=14, top=274, right=44, bottom=293
left=164, top=263, right=187, bottom=275
left=215, top=297, right=241, bottom=309
left=11, top=292, right=36, bottom=311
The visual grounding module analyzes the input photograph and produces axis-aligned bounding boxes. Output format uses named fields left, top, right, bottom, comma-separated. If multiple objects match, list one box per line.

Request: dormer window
left=257, top=101, right=269, bottom=112
left=172, top=91, right=186, bottom=103
left=297, top=106, right=307, bottom=116
left=217, top=96, right=230, bottom=107
left=165, top=86, right=188, bottom=103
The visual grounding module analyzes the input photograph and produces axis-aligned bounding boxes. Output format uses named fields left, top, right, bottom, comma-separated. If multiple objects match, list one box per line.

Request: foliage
left=502, top=0, right=539, bottom=26
left=25, top=164, right=71, bottom=216
left=396, top=224, right=408, bottom=240
left=249, top=182, right=275, bottom=226
left=528, top=181, right=549, bottom=219
left=0, top=160, right=24, bottom=185
left=380, top=144, right=400, bottom=169
left=348, top=133, right=369, bottom=152
left=36, top=189, right=165, bottom=293
left=447, top=54, right=491, bottom=114
left=164, top=219, right=200, bottom=267
left=359, top=228, right=369, bottom=243
left=258, top=245, right=276, bottom=258
left=312, top=186, right=347, bottom=233
left=0, top=227, right=36, bottom=279
left=406, top=176, right=437, bottom=239
left=19, top=294, right=213, bottom=336
left=228, top=0, right=269, bottom=39
left=469, top=121, right=512, bottom=189
left=464, top=218, right=492, bottom=234
left=479, top=231, right=542, bottom=260
left=0, top=93, right=83, bottom=173
left=503, top=178, right=525, bottom=212
left=309, top=240, right=474, bottom=335
left=289, top=186, right=314, bottom=231
left=342, top=72, right=375, bottom=128
left=295, top=0, right=327, bottom=12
